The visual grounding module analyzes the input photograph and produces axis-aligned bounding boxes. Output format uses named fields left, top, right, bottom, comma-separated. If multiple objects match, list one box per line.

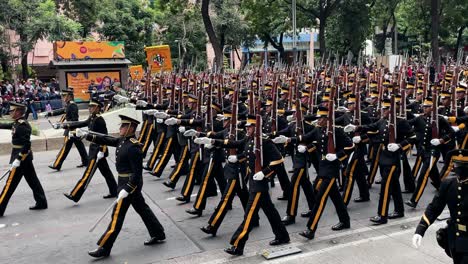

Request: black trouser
left=367, top=143, right=383, bottom=186
left=377, top=164, right=404, bottom=217
left=68, top=148, right=117, bottom=202
left=452, top=251, right=468, bottom=264
left=411, top=152, right=441, bottom=205
left=342, top=155, right=369, bottom=205
left=286, top=167, right=315, bottom=217
left=0, top=154, right=47, bottom=216
left=151, top=136, right=177, bottom=177
left=167, top=144, right=190, bottom=184
left=402, top=151, right=415, bottom=192
left=229, top=191, right=289, bottom=251
left=193, top=158, right=226, bottom=211
left=141, top=123, right=155, bottom=158
left=97, top=185, right=164, bottom=251
left=52, top=136, right=88, bottom=169
left=306, top=177, right=349, bottom=233
left=270, top=163, right=291, bottom=197
left=180, top=151, right=204, bottom=199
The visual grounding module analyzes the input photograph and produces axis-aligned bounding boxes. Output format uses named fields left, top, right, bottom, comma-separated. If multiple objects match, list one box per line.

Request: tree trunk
left=454, top=26, right=466, bottom=62
left=201, top=0, right=223, bottom=71
left=430, top=0, right=440, bottom=72
left=319, top=17, right=326, bottom=56
left=19, top=34, right=29, bottom=80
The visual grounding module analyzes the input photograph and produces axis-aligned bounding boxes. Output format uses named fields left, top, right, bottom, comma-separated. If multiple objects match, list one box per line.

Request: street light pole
left=292, top=0, right=297, bottom=64
left=175, top=39, right=181, bottom=70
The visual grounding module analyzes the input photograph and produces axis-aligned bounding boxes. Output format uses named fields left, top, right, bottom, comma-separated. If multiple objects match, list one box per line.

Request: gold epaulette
left=130, top=138, right=139, bottom=144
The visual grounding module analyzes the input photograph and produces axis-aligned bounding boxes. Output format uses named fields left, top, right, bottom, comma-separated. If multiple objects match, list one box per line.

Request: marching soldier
left=0, top=102, right=47, bottom=216
left=76, top=115, right=165, bottom=258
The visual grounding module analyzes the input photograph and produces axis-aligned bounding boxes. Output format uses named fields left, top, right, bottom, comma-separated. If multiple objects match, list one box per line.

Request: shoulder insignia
left=130, top=138, right=139, bottom=144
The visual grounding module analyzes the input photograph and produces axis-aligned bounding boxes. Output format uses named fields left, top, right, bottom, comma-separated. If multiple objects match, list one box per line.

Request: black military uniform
left=86, top=115, right=165, bottom=258
left=49, top=89, right=88, bottom=170
left=0, top=102, right=47, bottom=216
left=62, top=99, right=117, bottom=202
left=414, top=149, right=468, bottom=264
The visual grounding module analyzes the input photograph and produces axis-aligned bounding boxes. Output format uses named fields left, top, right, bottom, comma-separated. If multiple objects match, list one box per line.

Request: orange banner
left=66, top=71, right=121, bottom=102
left=145, top=45, right=172, bottom=72
left=129, top=65, right=144, bottom=80
left=54, top=41, right=125, bottom=60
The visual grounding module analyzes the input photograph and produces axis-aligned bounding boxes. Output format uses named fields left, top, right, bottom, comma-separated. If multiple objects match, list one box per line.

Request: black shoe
left=226, top=204, right=232, bottom=211
left=288, top=169, right=294, bottom=173
left=370, top=215, right=388, bottom=225
left=175, top=196, right=190, bottom=203
left=402, top=189, right=414, bottom=194
left=277, top=195, right=288, bottom=201
left=281, top=215, right=295, bottom=225
left=149, top=172, right=161, bottom=178
left=163, top=181, right=176, bottom=190
left=375, top=179, right=382, bottom=184
left=270, top=181, right=275, bottom=188
left=186, top=208, right=202, bottom=217
left=388, top=211, right=405, bottom=219
left=331, top=222, right=350, bottom=231
left=299, top=230, right=315, bottom=240
left=144, top=233, right=166, bottom=245
left=224, top=246, right=243, bottom=256
left=29, top=204, right=47, bottom=210
left=76, top=164, right=86, bottom=168
left=354, top=197, right=370, bottom=203
left=171, top=164, right=176, bottom=168
left=143, top=166, right=152, bottom=171
left=63, top=193, right=77, bottom=202
left=405, top=200, right=417, bottom=208
left=301, top=210, right=312, bottom=218
left=48, top=165, right=60, bottom=171
left=103, top=193, right=117, bottom=199
left=88, top=247, right=110, bottom=258
left=200, top=225, right=217, bottom=237
left=269, top=237, right=290, bottom=246
left=207, top=192, right=218, bottom=197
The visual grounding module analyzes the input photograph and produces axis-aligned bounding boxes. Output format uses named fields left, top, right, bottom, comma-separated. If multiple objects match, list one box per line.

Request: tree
left=430, top=0, right=440, bottom=70
left=55, top=0, right=99, bottom=38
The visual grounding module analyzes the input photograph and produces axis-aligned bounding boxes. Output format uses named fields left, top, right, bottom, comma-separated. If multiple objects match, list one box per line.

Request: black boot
left=354, top=197, right=370, bottom=203
left=88, top=247, right=110, bottom=258
left=331, top=222, right=350, bottom=231
left=103, top=193, right=117, bottom=199
left=200, top=225, right=217, bottom=237
left=269, top=237, right=290, bottom=246
left=163, top=180, right=176, bottom=190
left=176, top=196, right=190, bottom=204
left=281, top=215, right=295, bottom=225
left=63, top=193, right=77, bottom=203
left=29, top=203, right=47, bottom=210
left=224, top=246, right=243, bottom=256
left=405, top=200, right=417, bottom=208
left=388, top=211, right=405, bottom=219
left=48, top=165, right=60, bottom=171
left=301, top=210, right=312, bottom=218
left=370, top=215, right=388, bottom=225
left=299, top=230, right=315, bottom=239
left=144, top=233, right=166, bottom=245
left=186, top=208, right=202, bottom=217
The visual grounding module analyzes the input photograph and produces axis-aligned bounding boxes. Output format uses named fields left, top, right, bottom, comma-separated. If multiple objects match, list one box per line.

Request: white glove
left=325, top=153, right=337, bottom=161
left=127, top=103, right=136, bottom=109
left=253, top=171, right=265, bottom=181
left=178, top=126, right=186, bottom=133
left=99, top=94, right=105, bottom=98
left=117, top=97, right=129, bottom=104
left=184, top=129, right=198, bottom=137
left=143, top=109, right=157, bottom=115
left=75, top=128, right=88, bottom=138
left=228, top=155, right=238, bottom=163
left=412, top=234, right=422, bottom=249
left=10, top=159, right=21, bottom=169
left=452, top=126, right=460, bottom=132
left=430, top=138, right=441, bottom=146
left=464, top=106, right=468, bottom=114
left=344, top=124, right=356, bottom=133
left=440, top=115, right=448, bottom=121
left=272, top=135, right=288, bottom=144
left=154, top=112, right=169, bottom=119
left=165, top=117, right=179, bottom=125
left=297, top=145, right=307, bottom=153
left=205, top=143, right=214, bottom=149
left=311, top=120, right=318, bottom=126
left=413, top=113, right=420, bottom=118
left=194, top=137, right=212, bottom=145
left=136, top=100, right=148, bottom=107
left=387, top=143, right=400, bottom=152
left=97, top=151, right=105, bottom=160
left=352, top=136, right=361, bottom=144
left=201, top=105, right=207, bottom=113
left=156, top=118, right=163, bottom=123
left=52, top=123, right=62, bottom=129
left=286, top=115, right=294, bottom=122
left=118, top=190, right=129, bottom=200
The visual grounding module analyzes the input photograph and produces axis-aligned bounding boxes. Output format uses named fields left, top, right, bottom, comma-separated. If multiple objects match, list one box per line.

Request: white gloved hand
left=344, top=124, right=357, bottom=133
left=297, top=145, right=307, bottom=153
left=272, top=135, right=289, bottom=144
left=178, top=126, right=186, bottom=133
left=194, top=137, right=212, bottom=145
left=311, top=120, right=318, bottom=126
left=143, top=109, right=157, bottom=115
left=136, top=100, right=148, bottom=107
left=156, top=118, right=163, bottom=123
left=413, top=113, right=420, bottom=118
left=154, top=112, right=169, bottom=119
left=464, top=106, right=468, bottom=114
left=452, top=126, right=460, bottom=132
left=52, top=123, right=62, bottom=129
left=253, top=171, right=265, bottom=181
left=387, top=143, right=400, bottom=152
left=205, top=143, right=214, bottom=149
left=325, top=153, right=337, bottom=161
left=10, top=159, right=21, bottom=169
left=75, top=128, right=88, bottom=138
left=286, top=115, right=294, bottom=122
left=97, top=151, right=105, bottom=160
left=165, top=117, right=179, bottom=126
left=201, top=105, right=207, bottom=113
left=228, top=155, right=238, bottom=163
left=430, top=138, right=441, bottom=146
left=440, top=115, right=448, bottom=121
left=352, top=136, right=361, bottom=144
left=118, top=97, right=129, bottom=104
left=118, top=190, right=129, bottom=200
left=184, top=129, right=198, bottom=137
left=412, top=234, right=422, bottom=249
left=99, top=94, right=105, bottom=98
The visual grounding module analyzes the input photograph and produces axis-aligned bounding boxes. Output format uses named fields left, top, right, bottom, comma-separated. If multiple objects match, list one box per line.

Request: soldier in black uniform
left=412, top=149, right=468, bottom=264
left=78, top=115, right=165, bottom=258
left=61, top=99, right=117, bottom=202
left=48, top=89, right=88, bottom=170
left=0, top=102, right=47, bottom=216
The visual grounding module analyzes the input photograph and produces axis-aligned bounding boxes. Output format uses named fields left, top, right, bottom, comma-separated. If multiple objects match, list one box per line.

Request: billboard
left=129, top=65, right=144, bottom=79
left=54, top=41, right=125, bottom=60
left=145, top=45, right=172, bottom=72
left=65, top=71, right=121, bottom=102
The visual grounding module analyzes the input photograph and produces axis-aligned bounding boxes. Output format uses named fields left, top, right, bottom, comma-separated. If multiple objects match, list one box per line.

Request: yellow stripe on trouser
left=290, top=168, right=304, bottom=216
left=233, top=192, right=261, bottom=247
left=412, top=156, right=422, bottom=178
left=53, top=136, right=69, bottom=168
left=310, top=178, right=335, bottom=231
left=415, top=158, right=437, bottom=203
left=0, top=168, right=18, bottom=204
left=461, top=134, right=468, bottom=149
left=369, top=144, right=382, bottom=183
left=211, top=179, right=237, bottom=226
left=138, top=121, right=148, bottom=142
left=142, top=125, right=153, bottom=151
left=195, top=161, right=214, bottom=209
left=343, top=159, right=358, bottom=203
left=170, top=145, right=188, bottom=182
left=71, top=159, right=96, bottom=196
left=381, top=165, right=396, bottom=216
left=153, top=138, right=173, bottom=173
left=183, top=152, right=199, bottom=196
left=315, top=179, right=323, bottom=191
left=369, top=145, right=374, bottom=160
left=148, top=132, right=165, bottom=169
left=99, top=199, right=123, bottom=247
left=441, top=159, right=453, bottom=180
